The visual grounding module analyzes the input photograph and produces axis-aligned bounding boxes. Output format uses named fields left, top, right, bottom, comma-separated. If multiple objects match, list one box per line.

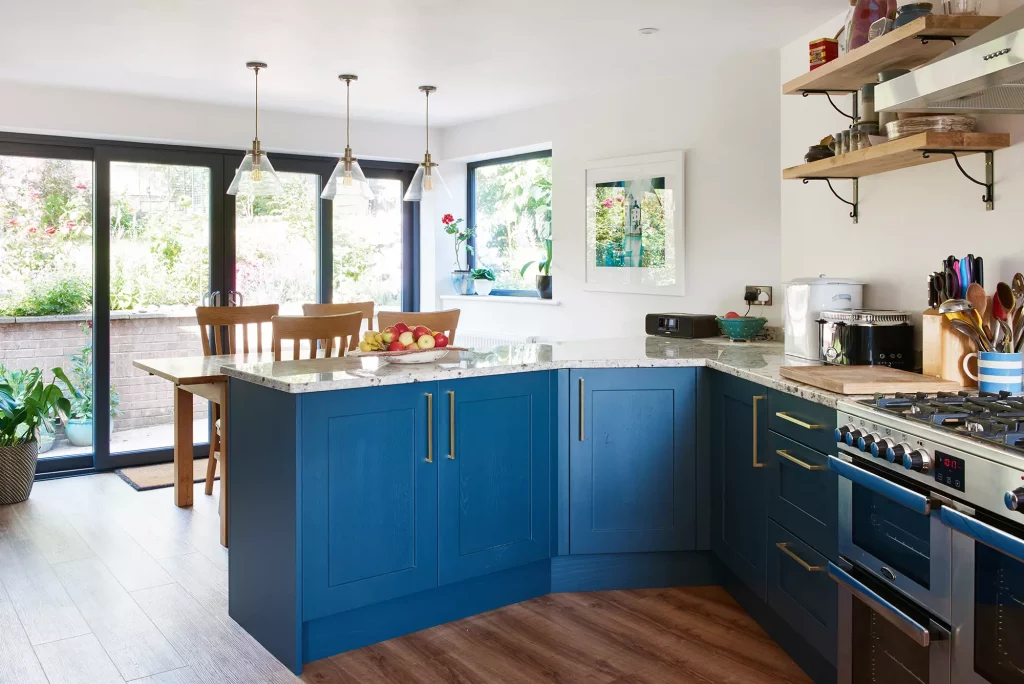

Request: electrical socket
left=744, top=286, right=773, bottom=306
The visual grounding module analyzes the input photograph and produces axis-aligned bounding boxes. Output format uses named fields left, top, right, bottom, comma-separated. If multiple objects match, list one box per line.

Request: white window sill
left=440, top=295, right=561, bottom=306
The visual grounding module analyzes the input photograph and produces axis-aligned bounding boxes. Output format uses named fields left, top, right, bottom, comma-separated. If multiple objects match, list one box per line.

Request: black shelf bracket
left=801, top=90, right=859, bottom=121
left=920, top=149, right=995, bottom=210
left=917, top=35, right=966, bottom=46
left=802, top=178, right=860, bottom=224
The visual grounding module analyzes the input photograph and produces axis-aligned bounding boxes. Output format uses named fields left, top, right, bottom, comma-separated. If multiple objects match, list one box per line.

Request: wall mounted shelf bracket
left=920, top=149, right=995, bottom=210
left=801, top=90, right=859, bottom=121
left=917, top=35, right=965, bottom=46
left=802, top=178, right=859, bottom=224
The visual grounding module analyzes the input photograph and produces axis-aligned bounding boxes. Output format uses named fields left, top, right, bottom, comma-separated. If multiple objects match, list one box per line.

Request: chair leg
left=205, top=404, right=219, bottom=496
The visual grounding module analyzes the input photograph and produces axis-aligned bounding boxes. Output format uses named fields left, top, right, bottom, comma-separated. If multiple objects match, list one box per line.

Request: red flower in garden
left=44, top=227, right=57, bottom=235
left=7, top=218, right=17, bottom=225
left=616, top=196, right=624, bottom=202
left=87, top=320, right=93, bottom=329
left=27, top=226, right=37, bottom=233
left=442, top=213, right=454, bottom=225
left=66, top=220, right=76, bottom=228
left=75, top=183, right=87, bottom=190
left=601, top=199, right=613, bottom=208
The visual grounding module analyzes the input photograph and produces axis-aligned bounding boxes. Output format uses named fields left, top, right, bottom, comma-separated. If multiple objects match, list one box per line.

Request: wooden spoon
left=965, top=283, right=989, bottom=344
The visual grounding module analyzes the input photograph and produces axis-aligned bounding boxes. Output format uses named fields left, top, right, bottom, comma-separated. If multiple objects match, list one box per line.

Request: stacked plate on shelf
left=886, top=115, right=976, bottom=141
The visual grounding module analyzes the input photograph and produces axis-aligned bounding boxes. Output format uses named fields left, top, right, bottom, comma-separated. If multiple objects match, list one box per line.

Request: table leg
left=173, top=386, right=194, bottom=508
left=219, top=383, right=229, bottom=547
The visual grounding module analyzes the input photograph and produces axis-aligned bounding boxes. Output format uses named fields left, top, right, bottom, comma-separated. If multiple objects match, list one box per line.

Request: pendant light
left=227, top=61, right=283, bottom=197
left=321, top=75, right=372, bottom=202
left=404, top=85, right=450, bottom=202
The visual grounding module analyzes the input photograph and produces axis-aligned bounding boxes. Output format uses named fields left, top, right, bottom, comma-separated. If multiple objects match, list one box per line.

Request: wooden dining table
left=132, top=353, right=273, bottom=547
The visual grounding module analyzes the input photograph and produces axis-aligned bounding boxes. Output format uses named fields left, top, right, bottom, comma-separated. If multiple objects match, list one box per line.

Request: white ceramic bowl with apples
left=354, top=323, right=458, bottom=364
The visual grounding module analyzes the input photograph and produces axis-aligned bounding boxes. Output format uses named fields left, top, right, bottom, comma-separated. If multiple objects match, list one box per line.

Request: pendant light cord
left=425, top=89, right=430, bottom=155
left=254, top=66, right=260, bottom=141
left=346, top=79, right=351, bottom=148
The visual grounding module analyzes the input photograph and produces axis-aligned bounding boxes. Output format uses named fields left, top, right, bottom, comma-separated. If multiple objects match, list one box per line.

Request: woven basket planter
left=0, top=441, right=38, bottom=505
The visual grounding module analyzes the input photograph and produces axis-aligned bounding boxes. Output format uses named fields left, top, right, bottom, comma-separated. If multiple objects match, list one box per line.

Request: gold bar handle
left=775, top=412, right=823, bottom=431
left=752, top=395, right=767, bottom=468
left=776, top=542, right=824, bottom=572
left=776, top=449, right=825, bottom=471
left=447, top=391, right=455, bottom=460
left=579, top=378, right=585, bottom=442
left=425, top=393, right=433, bottom=463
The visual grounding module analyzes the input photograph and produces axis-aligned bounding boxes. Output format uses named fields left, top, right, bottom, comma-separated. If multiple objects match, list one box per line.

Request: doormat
left=116, top=458, right=218, bottom=492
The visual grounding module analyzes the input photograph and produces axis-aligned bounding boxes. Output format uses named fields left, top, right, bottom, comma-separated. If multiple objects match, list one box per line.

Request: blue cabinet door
left=437, top=372, right=551, bottom=586
left=711, top=372, right=769, bottom=599
left=568, top=368, right=697, bottom=555
left=299, top=383, right=438, bottom=620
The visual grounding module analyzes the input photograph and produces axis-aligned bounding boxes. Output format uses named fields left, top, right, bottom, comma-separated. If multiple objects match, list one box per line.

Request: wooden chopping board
left=779, top=365, right=962, bottom=395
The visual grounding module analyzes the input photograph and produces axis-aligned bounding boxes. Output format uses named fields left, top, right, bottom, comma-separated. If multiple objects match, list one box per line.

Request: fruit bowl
left=716, top=316, right=767, bottom=342
left=353, top=347, right=466, bottom=364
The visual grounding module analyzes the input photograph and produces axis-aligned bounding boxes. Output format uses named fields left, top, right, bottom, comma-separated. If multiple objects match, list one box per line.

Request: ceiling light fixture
left=404, top=85, right=450, bottom=202
left=638, top=27, right=659, bottom=35
left=227, top=61, right=283, bottom=196
left=321, top=74, right=372, bottom=202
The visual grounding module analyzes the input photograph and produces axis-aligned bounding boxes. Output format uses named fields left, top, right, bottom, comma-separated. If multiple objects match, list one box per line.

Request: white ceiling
left=0, top=0, right=847, bottom=126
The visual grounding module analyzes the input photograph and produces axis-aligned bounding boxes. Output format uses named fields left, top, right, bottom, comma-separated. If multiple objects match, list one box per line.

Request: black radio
left=645, top=313, right=719, bottom=339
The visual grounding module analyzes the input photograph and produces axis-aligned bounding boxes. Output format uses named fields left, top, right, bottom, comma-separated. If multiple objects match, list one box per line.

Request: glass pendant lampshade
left=227, top=62, right=282, bottom=197
left=404, top=85, right=451, bottom=202
left=322, top=75, right=373, bottom=202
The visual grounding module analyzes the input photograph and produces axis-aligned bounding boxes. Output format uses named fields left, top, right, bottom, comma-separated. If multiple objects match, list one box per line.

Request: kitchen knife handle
left=975, top=256, right=984, bottom=287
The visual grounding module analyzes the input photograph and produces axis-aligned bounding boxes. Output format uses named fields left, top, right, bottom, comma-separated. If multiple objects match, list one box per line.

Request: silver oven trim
left=832, top=454, right=952, bottom=622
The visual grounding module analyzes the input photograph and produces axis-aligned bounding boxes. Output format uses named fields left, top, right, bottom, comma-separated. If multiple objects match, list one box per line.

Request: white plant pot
left=474, top=280, right=493, bottom=296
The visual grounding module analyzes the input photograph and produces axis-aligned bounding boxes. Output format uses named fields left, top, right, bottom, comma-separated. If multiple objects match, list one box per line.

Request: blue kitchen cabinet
left=437, top=372, right=551, bottom=585
left=711, top=372, right=769, bottom=599
left=299, top=383, right=439, bottom=620
left=568, top=368, right=697, bottom=555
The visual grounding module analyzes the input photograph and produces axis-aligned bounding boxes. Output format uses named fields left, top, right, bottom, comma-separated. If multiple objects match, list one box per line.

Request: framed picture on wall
left=584, top=150, right=685, bottom=296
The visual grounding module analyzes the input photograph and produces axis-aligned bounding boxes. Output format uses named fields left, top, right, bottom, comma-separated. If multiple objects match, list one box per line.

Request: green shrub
left=0, top=276, right=91, bottom=317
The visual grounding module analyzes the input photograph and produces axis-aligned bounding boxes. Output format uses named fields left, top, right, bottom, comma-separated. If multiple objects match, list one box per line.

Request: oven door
left=830, top=454, right=952, bottom=621
left=944, top=506, right=1024, bottom=684
left=832, top=560, right=951, bottom=684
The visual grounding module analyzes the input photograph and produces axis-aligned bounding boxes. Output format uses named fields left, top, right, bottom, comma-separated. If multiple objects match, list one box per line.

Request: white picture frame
left=584, top=150, right=685, bottom=296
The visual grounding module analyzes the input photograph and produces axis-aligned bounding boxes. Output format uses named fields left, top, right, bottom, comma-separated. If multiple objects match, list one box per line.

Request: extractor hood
left=877, top=7, right=1024, bottom=113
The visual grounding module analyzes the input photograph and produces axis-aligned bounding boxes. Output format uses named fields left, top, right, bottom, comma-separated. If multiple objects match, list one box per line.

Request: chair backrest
left=377, top=309, right=461, bottom=344
left=195, top=305, right=280, bottom=356
left=301, top=301, right=375, bottom=351
left=272, top=313, right=364, bottom=361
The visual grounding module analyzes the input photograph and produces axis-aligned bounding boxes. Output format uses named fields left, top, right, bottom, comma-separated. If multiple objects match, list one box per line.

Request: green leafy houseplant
left=64, top=339, right=122, bottom=421
left=520, top=236, right=554, bottom=299
left=442, top=213, right=474, bottom=271
left=0, top=366, right=73, bottom=447
left=470, top=268, right=495, bottom=281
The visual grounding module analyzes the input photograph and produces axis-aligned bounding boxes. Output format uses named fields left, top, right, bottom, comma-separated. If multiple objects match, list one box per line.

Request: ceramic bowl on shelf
left=716, top=317, right=768, bottom=342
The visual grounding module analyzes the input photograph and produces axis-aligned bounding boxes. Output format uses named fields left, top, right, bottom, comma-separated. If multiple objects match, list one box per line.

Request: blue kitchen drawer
left=768, top=390, right=835, bottom=455
left=768, top=432, right=837, bottom=560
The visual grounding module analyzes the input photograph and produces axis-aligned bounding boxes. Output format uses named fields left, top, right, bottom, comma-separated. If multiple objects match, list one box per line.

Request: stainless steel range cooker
left=831, top=391, right=1024, bottom=684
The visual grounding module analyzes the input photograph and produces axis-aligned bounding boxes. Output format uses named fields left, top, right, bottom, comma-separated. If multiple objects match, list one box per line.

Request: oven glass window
left=975, top=541, right=1024, bottom=683
left=852, top=483, right=931, bottom=588
left=852, top=597, right=929, bottom=683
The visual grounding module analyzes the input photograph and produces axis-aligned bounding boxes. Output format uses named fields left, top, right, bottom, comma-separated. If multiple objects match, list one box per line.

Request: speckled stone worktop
left=222, top=337, right=854, bottom=408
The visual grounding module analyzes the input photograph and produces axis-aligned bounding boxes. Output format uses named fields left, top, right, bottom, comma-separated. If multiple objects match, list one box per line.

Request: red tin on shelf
left=809, top=38, right=839, bottom=70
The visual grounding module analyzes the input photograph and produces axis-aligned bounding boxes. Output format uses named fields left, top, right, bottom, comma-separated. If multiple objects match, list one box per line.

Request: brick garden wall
left=0, top=311, right=208, bottom=431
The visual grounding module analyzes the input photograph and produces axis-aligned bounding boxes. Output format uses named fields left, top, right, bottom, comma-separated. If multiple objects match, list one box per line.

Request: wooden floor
left=0, top=473, right=811, bottom=684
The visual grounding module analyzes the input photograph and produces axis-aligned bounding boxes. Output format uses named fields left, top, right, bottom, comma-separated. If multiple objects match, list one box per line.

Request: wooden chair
left=272, top=313, right=364, bottom=361
left=194, top=304, right=279, bottom=496
left=377, top=309, right=461, bottom=344
left=301, top=301, right=375, bottom=351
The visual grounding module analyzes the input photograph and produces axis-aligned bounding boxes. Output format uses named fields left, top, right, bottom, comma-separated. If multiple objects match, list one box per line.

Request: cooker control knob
left=871, top=438, right=894, bottom=459
left=886, top=443, right=909, bottom=464
left=903, top=450, right=933, bottom=473
left=858, top=433, right=880, bottom=452
left=835, top=425, right=855, bottom=443
left=1005, top=488, right=1024, bottom=512
left=846, top=429, right=866, bottom=446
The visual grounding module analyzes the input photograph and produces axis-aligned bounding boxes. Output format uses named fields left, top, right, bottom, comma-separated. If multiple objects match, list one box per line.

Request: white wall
left=781, top=3, right=1024, bottom=346
left=432, top=55, right=784, bottom=341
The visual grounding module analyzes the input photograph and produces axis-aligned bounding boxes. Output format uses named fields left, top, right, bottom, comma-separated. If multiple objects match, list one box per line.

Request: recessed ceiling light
left=639, top=27, right=659, bottom=35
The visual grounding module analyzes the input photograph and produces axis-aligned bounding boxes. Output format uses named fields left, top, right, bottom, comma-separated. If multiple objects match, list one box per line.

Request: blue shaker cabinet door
left=300, top=383, right=438, bottom=621
left=437, top=372, right=551, bottom=586
left=569, top=368, right=697, bottom=555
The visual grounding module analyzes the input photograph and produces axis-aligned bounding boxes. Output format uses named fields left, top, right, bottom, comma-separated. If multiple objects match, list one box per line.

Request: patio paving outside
left=40, top=418, right=209, bottom=461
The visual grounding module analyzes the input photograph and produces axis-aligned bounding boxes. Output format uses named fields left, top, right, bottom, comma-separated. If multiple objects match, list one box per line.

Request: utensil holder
left=922, top=310, right=977, bottom=387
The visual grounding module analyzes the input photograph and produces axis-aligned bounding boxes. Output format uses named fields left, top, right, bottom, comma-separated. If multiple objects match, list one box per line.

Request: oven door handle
left=940, top=506, right=1024, bottom=563
left=827, top=455, right=931, bottom=515
left=828, top=562, right=943, bottom=648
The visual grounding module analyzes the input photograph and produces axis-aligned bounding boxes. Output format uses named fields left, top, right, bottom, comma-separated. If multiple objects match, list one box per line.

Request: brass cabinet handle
left=752, top=395, right=767, bottom=468
left=425, top=393, right=433, bottom=463
left=776, top=449, right=825, bottom=471
left=579, top=378, right=585, bottom=442
left=448, top=391, right=455, bottom=459
left=775, top=412, right=823, bottom=431
left=776, top=542, right=824, bottom=572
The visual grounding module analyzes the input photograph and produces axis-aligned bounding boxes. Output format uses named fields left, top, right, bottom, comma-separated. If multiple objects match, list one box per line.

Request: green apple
left=417, top=334, right=436, bottom=349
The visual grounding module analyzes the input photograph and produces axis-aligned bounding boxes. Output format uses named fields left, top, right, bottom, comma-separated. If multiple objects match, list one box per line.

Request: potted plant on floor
left=520, top=234, right=553, bottom=300
left=471, top=268, right=496, bottom=296
left=62, top=337, right=121, bottom=448
left=442, top=213, right=476, bottom=295
left=0, top=366, right=73, bottom=504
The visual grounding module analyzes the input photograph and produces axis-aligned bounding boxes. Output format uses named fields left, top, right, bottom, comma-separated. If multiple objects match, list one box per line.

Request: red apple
left=405, top=342, right=419, bottom=350
left=388, top=340, right=404, bottom=352
left=725, top=311, right=741, bottom=319
left=417, top=334, right=436, bottom=349
left=433, top=332, right=449, bottom=348
left=381, top=330, right=395, bottom=344
left=393, top=322, right=410, bottom=334
left=413, top=325, right=432, bottom=340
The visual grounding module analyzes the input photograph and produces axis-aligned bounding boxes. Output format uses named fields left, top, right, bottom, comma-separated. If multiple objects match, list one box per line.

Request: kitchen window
left=467, top=150, right=552, bottom=295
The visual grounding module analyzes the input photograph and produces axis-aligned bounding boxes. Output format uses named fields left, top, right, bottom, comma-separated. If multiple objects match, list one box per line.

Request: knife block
left=922, top=309, right=977, bottom=388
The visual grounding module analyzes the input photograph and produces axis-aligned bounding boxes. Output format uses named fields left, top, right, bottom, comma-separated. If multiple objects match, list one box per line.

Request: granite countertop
left=222, top=337, right=853, bottom=408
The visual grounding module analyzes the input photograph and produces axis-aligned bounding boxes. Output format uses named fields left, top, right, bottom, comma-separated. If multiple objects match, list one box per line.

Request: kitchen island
left=222, top=337, right=843, bottom=681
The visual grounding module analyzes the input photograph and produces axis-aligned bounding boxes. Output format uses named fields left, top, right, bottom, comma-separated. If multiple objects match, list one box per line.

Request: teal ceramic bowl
left=716, top=316, right=768, bottom=342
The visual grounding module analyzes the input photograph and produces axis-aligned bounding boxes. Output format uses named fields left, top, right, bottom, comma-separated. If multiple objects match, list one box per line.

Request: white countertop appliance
left=783, top=276, right=864, bottom=361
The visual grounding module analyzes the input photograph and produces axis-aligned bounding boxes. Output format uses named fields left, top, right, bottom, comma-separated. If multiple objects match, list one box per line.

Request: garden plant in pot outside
left=62, top=337, right=121, bottom=447
left=0, top=366, right=73, bottom=504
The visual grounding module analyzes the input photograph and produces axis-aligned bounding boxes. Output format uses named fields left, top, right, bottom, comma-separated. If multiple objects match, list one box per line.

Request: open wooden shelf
left=783, top=15, right=999, bottom=95
left=783, top=132, right=1010, bottom=180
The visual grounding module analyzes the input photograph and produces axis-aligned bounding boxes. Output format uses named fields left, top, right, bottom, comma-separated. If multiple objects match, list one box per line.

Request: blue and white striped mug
left=963, top=351, right=1024, bottom=394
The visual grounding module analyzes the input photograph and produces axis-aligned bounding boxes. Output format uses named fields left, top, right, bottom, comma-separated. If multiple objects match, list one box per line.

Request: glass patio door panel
left=333, top=178, right=404, bottom=313
left=108, top=161, right=212, bottom=456
left=0, top=153, right=94, bottom=465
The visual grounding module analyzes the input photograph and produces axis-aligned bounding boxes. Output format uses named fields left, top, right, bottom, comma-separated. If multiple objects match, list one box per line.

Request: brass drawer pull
left=776, top=449, right=825, bottom=471
left=426, top=393, right=433, bottom=463
left=752, top=396, right=767, bottom=468
left=448, top=391, right=455, bottom=460
left=776, top=542, right=824, bottom=572
left=775, top=411, right=823, bottom=430
left=579, top=378, right=585, bottom=442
